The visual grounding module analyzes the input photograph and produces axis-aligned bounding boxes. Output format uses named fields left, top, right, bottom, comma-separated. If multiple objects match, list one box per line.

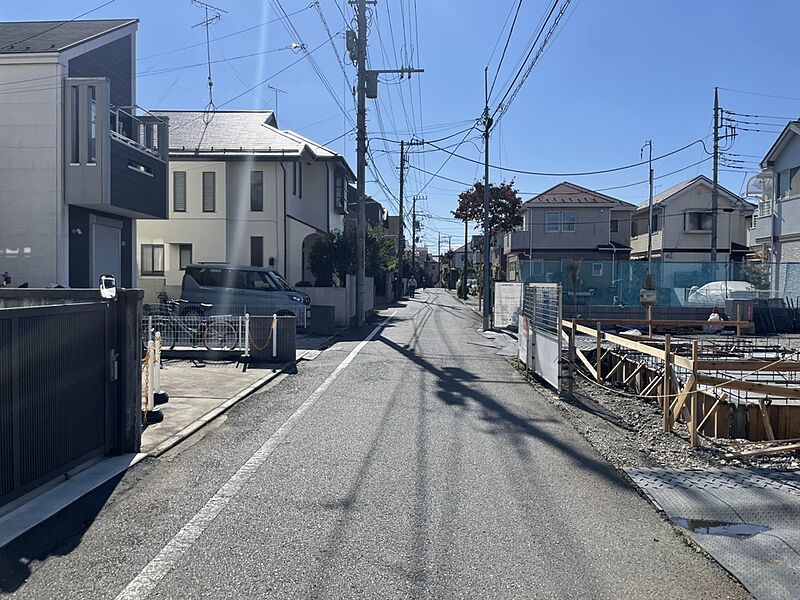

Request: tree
left=309, top=227, right=395, bottom=286
left=452, top=181, right=523, bottom=234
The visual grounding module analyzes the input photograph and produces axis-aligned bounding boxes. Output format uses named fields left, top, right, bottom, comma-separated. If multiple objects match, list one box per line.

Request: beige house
left=136, top=110, right=354, bottom=301
left=630, top=175, right=753, bottom=263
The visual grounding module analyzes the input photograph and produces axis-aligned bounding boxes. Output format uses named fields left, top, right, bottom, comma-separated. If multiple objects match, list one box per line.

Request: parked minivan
left=181, top=264, right=310, bottom=324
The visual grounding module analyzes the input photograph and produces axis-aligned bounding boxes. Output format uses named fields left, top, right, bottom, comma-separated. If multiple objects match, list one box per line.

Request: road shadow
left=0, top=473, right=125, bottom=593
left=377, top=332, right=631, bottom=491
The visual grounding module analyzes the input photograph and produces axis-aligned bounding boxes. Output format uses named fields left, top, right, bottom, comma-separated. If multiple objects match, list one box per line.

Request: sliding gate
left=520, top=283, right=562, bottom=393
left=1, top=302, right=114, bottom=509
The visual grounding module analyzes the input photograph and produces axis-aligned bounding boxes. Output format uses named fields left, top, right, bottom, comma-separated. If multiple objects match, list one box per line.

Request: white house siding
left=0, top=58, right=67, bottom=287
left=137, top=160, right=227, bottom=300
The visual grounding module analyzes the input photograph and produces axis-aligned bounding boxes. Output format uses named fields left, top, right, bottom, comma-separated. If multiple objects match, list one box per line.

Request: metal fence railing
left=144, top=301, right=309, bottom=328
left=142, top=313, right=247, bottom=352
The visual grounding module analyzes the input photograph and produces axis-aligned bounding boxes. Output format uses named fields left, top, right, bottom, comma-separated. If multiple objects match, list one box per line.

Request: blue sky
left=5, top=0, right=800, bottom=250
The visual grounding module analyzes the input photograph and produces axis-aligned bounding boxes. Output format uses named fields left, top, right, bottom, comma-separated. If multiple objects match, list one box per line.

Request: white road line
left=115, top=312, right=396, bottom=600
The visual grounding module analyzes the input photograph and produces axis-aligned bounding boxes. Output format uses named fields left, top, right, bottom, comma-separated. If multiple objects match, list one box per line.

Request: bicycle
left=145, top=300, right=240, bottom=351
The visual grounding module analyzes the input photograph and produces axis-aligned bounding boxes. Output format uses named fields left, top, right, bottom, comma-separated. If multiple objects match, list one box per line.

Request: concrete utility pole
left=397, top=139, right=406, bottom=298
left=642, top=139, right=654, bottom=274
left=411, top=196, right=417, bottom=277
left=711, top=86, right=720, bottom=263
left=482, top=67, right=493, bottom=331
left=462, top=219, right=468, bottom=299
left=353, top=0, right=369, bottom=325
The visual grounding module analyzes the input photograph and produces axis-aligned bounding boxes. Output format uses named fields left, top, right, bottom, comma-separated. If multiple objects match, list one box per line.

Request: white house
left=136, top=110, right=354, bottom=301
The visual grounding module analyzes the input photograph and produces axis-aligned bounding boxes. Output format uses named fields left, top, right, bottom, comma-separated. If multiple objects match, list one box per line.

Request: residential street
left=0, top=289, right=748, bottom=599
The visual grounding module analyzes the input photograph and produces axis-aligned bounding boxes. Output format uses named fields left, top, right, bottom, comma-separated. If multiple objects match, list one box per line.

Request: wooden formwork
left=563, top=320, right=800, bottom=451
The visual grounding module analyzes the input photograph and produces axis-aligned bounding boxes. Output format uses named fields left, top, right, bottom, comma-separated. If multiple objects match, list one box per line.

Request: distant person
left=704, top=307, right=724, bottom=333
left=1, top=271, right=10, bottom=287
left=408, top=275, right=417, bottom=297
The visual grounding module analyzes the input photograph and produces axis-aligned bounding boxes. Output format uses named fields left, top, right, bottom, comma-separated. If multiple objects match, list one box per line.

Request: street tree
left=452, top=181, right=523, bottom=233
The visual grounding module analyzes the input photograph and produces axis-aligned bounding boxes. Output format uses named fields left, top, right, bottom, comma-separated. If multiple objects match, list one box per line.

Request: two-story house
left=0, top=19, right=168, bottom=288
left=136, top=110, right=354, bottom=300
left=630, top=175, right=753, bottom=264
left=749, top=121, right=800, bottom=293
left=504, top=182, right=635, bottom=283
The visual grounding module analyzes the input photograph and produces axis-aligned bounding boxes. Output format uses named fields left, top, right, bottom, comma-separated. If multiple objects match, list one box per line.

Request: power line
left=0, top=0, right=118, bottom=51
left=424, top=138, right=709, bottom=177
left=488, top=0, right=524, bottom=98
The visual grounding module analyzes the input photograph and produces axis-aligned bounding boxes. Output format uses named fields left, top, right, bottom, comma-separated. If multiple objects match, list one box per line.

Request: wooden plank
left=759, top=398, right=776, bottom=441
left=690, top=340, right=699, bottom=448
left=694, top=360, right=800, bottom=372
left=695, top=374, right=800, bottom=400
left=696, top=399, right=722, bottom=432
left=641, top=372, right=662, bottom=398
left=663, top=335, right=672, bottom=433
left=724, top=442, right=800, bottom=458
left=623, top=363, right=644, bottom=385
left=671, top=375, right=696, bottom=422
left=574, top=347, right=597, bottom=380
left=569, top=319, right=753, bottom=328
left=596, top=323, right=603, bottom=383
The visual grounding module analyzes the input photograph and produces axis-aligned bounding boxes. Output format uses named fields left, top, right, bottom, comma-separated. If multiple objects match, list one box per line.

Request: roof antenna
left=267, top=85, right=286, bottom=119
left=191, top=0, right=228, bottom=124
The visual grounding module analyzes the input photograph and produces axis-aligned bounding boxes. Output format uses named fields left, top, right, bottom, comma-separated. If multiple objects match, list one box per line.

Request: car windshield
left=268, top=271, right=294, bottom=292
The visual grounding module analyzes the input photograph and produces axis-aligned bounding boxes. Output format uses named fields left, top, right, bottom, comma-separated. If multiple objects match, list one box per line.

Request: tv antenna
left=267, top=85, right=286, bottom=118
left=191, top=0, right=228, bottom=123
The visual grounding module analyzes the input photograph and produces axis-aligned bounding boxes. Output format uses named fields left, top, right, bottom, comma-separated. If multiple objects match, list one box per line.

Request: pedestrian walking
left=408, top=275, right=417, bottom=297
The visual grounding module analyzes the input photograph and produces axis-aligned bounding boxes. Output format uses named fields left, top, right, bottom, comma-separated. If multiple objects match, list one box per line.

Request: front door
left=90, top=215, right=122, bottom=288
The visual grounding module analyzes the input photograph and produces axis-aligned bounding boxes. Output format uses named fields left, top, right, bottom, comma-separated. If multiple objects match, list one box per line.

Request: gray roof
left=636, top=175, right=746, bottom=209
left=525, top=182, right=634, bottom=208
left=0, top=19, right=136, bottom=54
left=761, top=121, right=800, bottom=167
left=154, top=110, right=352, bottom=175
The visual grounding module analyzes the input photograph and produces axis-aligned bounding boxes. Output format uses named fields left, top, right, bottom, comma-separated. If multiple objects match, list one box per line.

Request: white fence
left=520, top=283, right=562, bottom=392
left=142, top=314, right=248, bottom=352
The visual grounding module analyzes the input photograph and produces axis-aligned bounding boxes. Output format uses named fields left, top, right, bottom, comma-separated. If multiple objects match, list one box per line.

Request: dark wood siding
left=68, top=35, right=133, bottom=108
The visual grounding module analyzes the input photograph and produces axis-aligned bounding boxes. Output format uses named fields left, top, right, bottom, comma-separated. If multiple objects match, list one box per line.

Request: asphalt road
left=0, top=289, right=749, bottom=599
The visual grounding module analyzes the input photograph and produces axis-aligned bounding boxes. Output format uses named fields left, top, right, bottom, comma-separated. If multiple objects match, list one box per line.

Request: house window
left=592, top=263, right=603, bottom=277
left=651, top=213, right=660, bottom=232
left=562, top=211, right=576, bottom=232
left=178, top=244, right=192, bottom=270
left=173, top=171, right=186, bottom=212
left=250, top=171, right=264, bottom=211
left=778, top=167, right=800, bottom=199
left=334, top=174, right=346, bottom=212
left=70, top=86, right=80, bottom=163
left=141, top=244, right=164, bottom=276
left=631, top=220, right=639, bottom=237
left=610, top=219, right=619, bottom=233
left=250, top=236, right=264, bottom=267
left=87, top=86, right=96, bottom=164
left=546, top=212, right=560, bottom=233
left=202, top=172, right=216, bottom=212
left=684, top=211, right=712, bottom=232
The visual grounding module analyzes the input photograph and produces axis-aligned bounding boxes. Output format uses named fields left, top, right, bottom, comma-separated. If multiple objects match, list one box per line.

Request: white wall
left=0, top=58, right=66, bottom=286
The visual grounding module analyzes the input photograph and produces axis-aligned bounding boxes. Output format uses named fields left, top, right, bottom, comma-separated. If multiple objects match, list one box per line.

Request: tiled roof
left=0, top=19, right=135, bottom=54
left=154, top=111, right=353, bottom=176
left=636, top=175, right=745, bottom=209
left=525, top=182, right=634, bottom=207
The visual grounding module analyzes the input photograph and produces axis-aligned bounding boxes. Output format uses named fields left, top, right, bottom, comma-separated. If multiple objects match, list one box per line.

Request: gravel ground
left=512, top=359, right=800, bottom=473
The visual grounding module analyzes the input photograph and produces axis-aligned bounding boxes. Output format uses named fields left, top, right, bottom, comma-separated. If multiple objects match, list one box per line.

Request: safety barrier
left=142, top=314, right=247, bottom=352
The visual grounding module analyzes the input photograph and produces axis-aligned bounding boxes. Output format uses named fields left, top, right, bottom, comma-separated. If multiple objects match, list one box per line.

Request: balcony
left=750, top=213, right=774, bottom=246
left=630, top=230, right=662, bottom=255
left=503, top=230, right=533, bottom=254
left=64, top=78, right=168, bottom=219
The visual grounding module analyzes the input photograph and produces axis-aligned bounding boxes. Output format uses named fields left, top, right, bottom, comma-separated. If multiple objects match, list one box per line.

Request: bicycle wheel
left=204, top=320, right=239, bottom=350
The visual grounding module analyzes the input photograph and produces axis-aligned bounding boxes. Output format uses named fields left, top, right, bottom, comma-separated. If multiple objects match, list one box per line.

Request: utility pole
left=482, top=67, right=493, bottom=330
left=411, top=196, right=417, bottom=277
left=353, top=0, right=369, bottom=325
left=711, top=86, right=720, bottom=263
left=642, top=140, right=654, bottom=276
left=397, top=139, right=406, bottom=298
left=462, top=219, right=469, bottom=299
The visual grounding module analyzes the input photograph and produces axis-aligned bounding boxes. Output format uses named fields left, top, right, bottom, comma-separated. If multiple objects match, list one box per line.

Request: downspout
left=325, top=162, right=330, bottom=233
left=280, top=161, right=287, bottom=279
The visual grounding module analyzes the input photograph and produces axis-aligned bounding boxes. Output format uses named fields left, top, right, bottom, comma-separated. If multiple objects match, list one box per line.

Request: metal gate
left=521, top=283, right=562, bottom=392
left=1, top=302, right=113, bottom=508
